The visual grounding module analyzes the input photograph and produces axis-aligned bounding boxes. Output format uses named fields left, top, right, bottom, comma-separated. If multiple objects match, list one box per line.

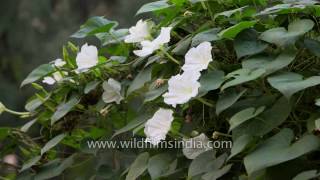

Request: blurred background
left=0, top=0, right=150, bottom=126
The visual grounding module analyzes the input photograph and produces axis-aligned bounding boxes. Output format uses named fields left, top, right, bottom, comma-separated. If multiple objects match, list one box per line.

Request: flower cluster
left=124, top=19, right=213, bottom=146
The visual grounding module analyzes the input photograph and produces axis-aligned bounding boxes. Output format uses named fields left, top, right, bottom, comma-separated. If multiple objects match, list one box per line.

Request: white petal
left=144, top=108, right=174, bottom=145
left=182, top=41, right=213, bottom=72
left=42, top=77, right=56, bottom=85
left=182, top=133, right=212, bottom=159
left=163, top=71, right=201, bottom=107
left=154, top=27, right=172, bottom=45
left=124, top=19, right=151, bottom=43
left=54, top=58, right=66, bottom=67
left=76, top=43, right=99, bottom=71
left=102, top=78, right=123, bottom=104
left=133, top=27, right=172, bottom=57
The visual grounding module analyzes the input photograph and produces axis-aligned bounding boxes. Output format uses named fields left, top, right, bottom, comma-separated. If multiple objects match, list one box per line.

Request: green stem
left=196, top=97, right=214, bottom=107
left=4, top=108, right=31, bottom=116
left=160, top=48, right=181, bottom=65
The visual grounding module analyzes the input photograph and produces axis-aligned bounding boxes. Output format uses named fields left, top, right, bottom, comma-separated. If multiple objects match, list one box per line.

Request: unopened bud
left=155, top=79, right=165, bottom=87
left=0, top=102, right=6, bottom=115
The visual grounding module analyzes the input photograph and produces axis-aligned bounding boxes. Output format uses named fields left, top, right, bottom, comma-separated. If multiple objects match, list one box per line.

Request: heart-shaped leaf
left=136, top=0, right=172, bottom=15
left=126, top=152, right=150, bottom=180
left=242, top=49, right=297, bottom=75
left=229, top=106, right=265, bottom=131
left=221, top=68, right=265, bottom=90
left=260, top=19, right=314, bottom=47
left=267, top=72, right=320, bottom=99
left=244, top=128, right=320, bottom=175
left=218, top=21, right=256, bottom=39
left=234, top=29, right=268, bottom=58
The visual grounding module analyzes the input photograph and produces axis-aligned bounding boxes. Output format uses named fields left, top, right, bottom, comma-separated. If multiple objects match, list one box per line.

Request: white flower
left=144, top=108, right=174, bottom=145
left=76, top=43, right=98, bottom=71
left=42, top=72, right=67, bottom=85
left=134, top=27, right=172, bottom=57
left=182, top=133, right=212, bottom=159
left=163, top=71, right=201, bottom=107
left=182, top=41, right=213, bottom=72
left=124, top=20, right=151, bottom=43
left=42, top=77, right=56, bottom=85
left=53, top=58, right=66, bottom=67
left=102, top=78, right=123, bottom=104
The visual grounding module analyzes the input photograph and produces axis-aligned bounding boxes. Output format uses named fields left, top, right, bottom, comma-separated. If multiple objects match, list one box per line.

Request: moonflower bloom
left=102, top=78, right=123, bottom=104
left=134, top=27, right=172, bottom=57
left=124, top=20, right=151, bottom=43
left=53, top=58, right=66, bottom=67
left=144, top=108, right=174, bottom=145
left=163, top=71, right=201, bottom=107
left=182, top=133, right=212, bottom=159
left=182, top=41, right=213, bottom=72
left=76, top=43, right=98, bottom=72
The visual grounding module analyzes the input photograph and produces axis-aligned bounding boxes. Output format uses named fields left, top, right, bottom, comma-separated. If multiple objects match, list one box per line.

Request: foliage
left=2, top=0, right=320, bottom=179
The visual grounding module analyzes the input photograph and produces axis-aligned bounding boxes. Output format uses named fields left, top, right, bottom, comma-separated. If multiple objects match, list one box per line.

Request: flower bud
left=0, top=102, right=6, bottom=115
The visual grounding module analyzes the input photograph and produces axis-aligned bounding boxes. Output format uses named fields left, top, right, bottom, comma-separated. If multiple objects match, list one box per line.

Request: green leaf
left=148, top=153, right=175, bottom=179
left=71, top=16, right=118, bottom=38
left=41, top=134, right=66, bottom=155
left=234, top=29, right=268, bottom=58
left=112, top=114, right=150, bottom=137
left=21, top=64, right=54, bottom=87
left=25, top=98, right=43, bottom=112
left=244, top=128, right=320, bottom=175
left=292, top=170, right=320, bottom=180
left=267, top=72, right=320, bottom=99
left=221, top=68, right=265, bottom=90
left=192, top=28, right=221, bottom=46
left=21, top=119, right=37, bottom=132
left=97, top=29, right=129, bottom=46
left=0, top=127, right=10, bottom=140
left=201, top=164, right=232, bottom=180
left=172, top=36, right=192, bottom=55
left=218, top=21, right=256, bottom=39
left=199, top=70, right=225, bottom=96
left=242, top=49, right=297, bottom=75
left=136, top=0, right=172, bottom=15
left=229, top=106, right=265, bottom=131
left=216, top=89, right=247, bottom=115
left=21, top=156, right=41, bottom=172
left=127, top=67, right=152, bottom=96
left=188, top=150, right=216, bottom=178
left=84, top=81, right=100, bottom=94
left=126, top=152, right=150, bottom=180
left=229, top=134, right=253, bottom=159
left=233, top=96, right=291, bottom=138
left=260, top=19, right=314, bottom=47
left=51, top=96, right=80, bottom=125
left=214, top=6, right=248, bottom=19
left=144, top=85, right=168, bottom=102
left=34, top=154, right=75, bottom=180
left=304, top=38, right=320, bottom=57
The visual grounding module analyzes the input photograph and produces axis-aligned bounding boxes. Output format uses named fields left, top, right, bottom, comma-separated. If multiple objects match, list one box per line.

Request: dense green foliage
left=2, top=0, right=320, bottom=179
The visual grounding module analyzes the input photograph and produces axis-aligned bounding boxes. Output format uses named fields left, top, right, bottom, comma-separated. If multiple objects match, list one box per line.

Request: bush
left=2, top=0, right=320, bottom=179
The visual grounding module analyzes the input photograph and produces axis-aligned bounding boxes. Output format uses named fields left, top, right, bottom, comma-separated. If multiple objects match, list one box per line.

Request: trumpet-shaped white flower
left=182, top=41, right=213, bottom=72
left=76, top=44, right=98, bottom=71
left=102, top=78, right=123, bottom=104
left=53, top=58, right=66, bottom=67
left=182, top=133, right=212, bottom=159
left=124, top=20, right=151, bottom=43
left=144, top=108, right=174, bottom=145
left=163, top=71, right=201, bottom=107
left=134, top=27, right=172, bottom=57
